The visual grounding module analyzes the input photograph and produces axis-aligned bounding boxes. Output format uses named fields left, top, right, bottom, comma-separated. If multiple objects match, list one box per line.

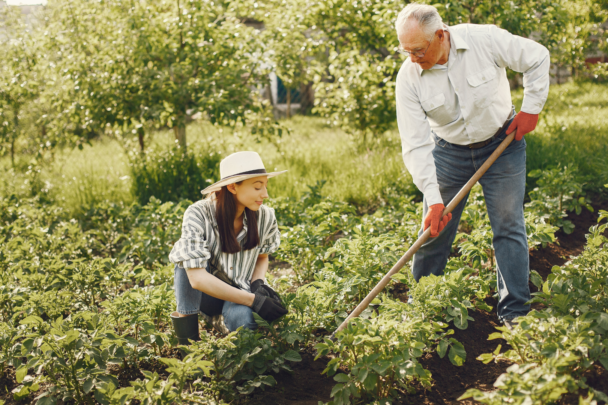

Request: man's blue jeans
left=174, top=264, right=258, bottom=332
left=412, top=125, right=530, bottom=321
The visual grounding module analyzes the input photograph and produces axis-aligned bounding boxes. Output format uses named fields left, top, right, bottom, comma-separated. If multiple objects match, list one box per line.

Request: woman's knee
left=223, top=303, right=258, bottom=332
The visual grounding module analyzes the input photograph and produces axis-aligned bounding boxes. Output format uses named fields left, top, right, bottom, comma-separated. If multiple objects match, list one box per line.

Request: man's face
left=398, top=24, right=443, bottom=70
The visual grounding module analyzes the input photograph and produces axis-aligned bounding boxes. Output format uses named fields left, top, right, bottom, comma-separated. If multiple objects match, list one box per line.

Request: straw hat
left=200, top=151, right=287, bottom=195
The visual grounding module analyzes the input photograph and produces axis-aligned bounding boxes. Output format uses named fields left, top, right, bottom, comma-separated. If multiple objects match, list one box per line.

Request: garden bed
left=244, top=199, right=607, bottom=405
left=0, top=185, right=605, bottom=405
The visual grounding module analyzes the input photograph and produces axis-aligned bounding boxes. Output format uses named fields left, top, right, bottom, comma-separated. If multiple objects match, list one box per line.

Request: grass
left=1, top=81, right=607, bottom=213
left=513, top=81, right=608, bottom=197
left=179, top=116, right=415, bottom=206
left=0, top=136, right=133, bottom=210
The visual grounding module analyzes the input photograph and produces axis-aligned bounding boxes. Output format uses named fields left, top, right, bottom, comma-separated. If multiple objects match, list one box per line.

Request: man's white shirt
left=395, top=23, right=550, bottom=206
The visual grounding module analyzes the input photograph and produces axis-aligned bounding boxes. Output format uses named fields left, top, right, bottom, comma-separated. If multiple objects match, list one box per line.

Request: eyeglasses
left=398, top=33, right=437, bottom=58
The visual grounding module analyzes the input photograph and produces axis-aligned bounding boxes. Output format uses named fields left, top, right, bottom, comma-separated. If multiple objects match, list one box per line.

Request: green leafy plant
left=183, top=327, right=302, bottom=402
left=467, top=212, right=608, bottom=404
left=126, top=353, right=213, bottom=405
left=526, top=165, right=593, bottom=234
left=118, top=197, right=190, bottom=268
left=460, top=359, right=608, bottom=405
left=314, top=304, right=449, bottom=404
left=14, top=313, right=122, bottom=404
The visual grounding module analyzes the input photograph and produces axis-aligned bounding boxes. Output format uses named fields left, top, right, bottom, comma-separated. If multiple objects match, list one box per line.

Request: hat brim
left=200, top=170, right=288, bottom=195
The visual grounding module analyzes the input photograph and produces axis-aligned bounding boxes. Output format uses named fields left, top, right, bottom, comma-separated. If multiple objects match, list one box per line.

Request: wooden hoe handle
left=329, top=132, right=515, bottom=339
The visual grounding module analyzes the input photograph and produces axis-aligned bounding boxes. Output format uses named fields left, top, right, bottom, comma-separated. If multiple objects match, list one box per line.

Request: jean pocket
left=432, top=133, right=448, bottom=148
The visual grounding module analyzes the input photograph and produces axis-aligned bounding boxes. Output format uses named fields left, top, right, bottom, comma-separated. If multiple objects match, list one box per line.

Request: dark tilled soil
left=530, top=200, right=607, bottom=284
left=556, top=364, right=608, bottom=405
left=246, top=350, right=334, bottom=405
left=0, top=366, right=25, bottom=405
left=398, top=297, right=512, bottom=405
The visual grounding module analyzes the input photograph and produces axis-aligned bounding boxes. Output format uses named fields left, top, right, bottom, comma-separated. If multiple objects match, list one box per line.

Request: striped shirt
left=169, top=198, right=281, bottom=291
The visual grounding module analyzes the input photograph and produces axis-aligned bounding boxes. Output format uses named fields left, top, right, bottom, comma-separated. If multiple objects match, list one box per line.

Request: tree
left=37, top=0, right=280, bottom=152
left=304, top=0, right=607, bottom=144
left=0, top=6, right=40, bottom=167
left=261, top=0, right=319, bottom=118
left=305, top=0, right=403, bottom=145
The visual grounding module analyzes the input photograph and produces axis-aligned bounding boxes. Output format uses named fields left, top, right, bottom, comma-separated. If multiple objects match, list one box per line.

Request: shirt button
left=230, top=266, right=233, bottom=270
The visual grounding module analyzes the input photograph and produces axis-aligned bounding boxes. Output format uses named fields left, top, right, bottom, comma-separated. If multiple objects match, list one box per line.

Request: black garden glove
left=251, top=279, right=282, bottom=304
left=250, top=291, right=288, bottom=323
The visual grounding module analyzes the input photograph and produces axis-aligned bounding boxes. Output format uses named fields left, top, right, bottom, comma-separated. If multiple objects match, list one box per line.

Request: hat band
left=221, top=168, right=267, bottom=181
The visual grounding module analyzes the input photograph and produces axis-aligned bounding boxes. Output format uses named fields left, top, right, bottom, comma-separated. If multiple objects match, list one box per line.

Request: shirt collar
left=448, top=25, right=469, bottom=51
left=416, top=24, right=469, bottom=76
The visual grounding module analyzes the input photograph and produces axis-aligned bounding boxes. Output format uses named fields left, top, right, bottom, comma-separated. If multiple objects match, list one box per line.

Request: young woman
left=169, top=151, right=288, bottom=345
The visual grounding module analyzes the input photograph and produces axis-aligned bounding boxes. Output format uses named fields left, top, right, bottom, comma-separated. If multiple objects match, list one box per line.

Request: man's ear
left=227, top=183, right=237, bottom=195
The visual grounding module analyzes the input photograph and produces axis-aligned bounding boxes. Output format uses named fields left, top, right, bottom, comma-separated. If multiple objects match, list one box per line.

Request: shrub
left=128, top=144, right=221, bottom=205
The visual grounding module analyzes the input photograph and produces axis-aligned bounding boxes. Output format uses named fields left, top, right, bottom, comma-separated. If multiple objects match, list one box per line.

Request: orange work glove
left=424, top=203, right=452, bottom=238
left=506, top=111, right=539, bottom=141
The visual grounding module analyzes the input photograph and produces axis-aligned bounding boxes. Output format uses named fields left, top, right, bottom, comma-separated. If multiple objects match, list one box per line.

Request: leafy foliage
left=526, top=165, right=593, bottom=234
left=463, top=213, right=608, bottom=403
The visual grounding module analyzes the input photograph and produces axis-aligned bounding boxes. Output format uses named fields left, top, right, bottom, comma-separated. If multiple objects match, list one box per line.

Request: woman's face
left=229, top=176, right=269, bottom=212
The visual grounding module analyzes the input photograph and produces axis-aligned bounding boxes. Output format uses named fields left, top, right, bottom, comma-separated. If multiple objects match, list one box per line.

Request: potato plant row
left=461, top=209, right=608, bottom=404
left=0, top=166, right=600, bottom=404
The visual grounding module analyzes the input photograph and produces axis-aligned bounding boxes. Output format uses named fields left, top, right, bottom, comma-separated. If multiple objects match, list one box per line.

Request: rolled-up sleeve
left=169, top=206, right=211, bottom=269
left=396, top=69, right=443, bottom=206
left=258, top=208, right=281, bottom=255
left=489, top=25, right=550, bottom=115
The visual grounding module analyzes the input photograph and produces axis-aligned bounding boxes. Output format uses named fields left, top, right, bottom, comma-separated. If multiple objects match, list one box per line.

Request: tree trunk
left=137, top=127, right=145, bottom=152
left=11, top=114, right=18, bottom=168
left=286, top=89, right=291, bottom=119
left=174, top=125, right=187, bottom=152
left=10, top=138, right=15, bottom=168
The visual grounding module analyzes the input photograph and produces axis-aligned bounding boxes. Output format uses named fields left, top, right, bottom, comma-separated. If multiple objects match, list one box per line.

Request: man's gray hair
left=395, top=3, right=443, bottom=41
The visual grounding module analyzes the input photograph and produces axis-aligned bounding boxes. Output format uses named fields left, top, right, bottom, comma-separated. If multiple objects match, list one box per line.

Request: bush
left=128, top=145, right=221, bottom=205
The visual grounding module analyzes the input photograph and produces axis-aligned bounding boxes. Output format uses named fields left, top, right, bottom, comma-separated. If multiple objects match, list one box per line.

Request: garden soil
left=246, top=201, right=608, bottom=405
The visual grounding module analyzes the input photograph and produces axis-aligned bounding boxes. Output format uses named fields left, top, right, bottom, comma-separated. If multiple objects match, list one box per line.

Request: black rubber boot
left=170, top=312, right=200, bottom=345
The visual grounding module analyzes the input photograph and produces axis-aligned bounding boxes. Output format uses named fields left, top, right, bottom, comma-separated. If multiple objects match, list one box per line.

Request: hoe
left=329, top=132, right=516, bottom=340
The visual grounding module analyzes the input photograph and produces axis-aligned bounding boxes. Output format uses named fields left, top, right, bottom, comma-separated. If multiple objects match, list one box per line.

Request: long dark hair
left=215, top=184, right=260, bottom=254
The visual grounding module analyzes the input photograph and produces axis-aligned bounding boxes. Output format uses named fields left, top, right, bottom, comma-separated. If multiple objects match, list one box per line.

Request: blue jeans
left=174, top=264, right=258, bottom=332
left=412, top=119, right=530, bottom=321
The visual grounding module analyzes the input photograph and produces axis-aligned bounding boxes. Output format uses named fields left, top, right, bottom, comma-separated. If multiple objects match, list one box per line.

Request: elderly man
left=394, top=3, right=550, bottom=328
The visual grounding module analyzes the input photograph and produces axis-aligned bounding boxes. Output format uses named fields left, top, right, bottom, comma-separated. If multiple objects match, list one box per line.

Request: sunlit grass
left=0, top=137, right=134, bottom=212
left=145, top=115, right=414, bottom=206
left=513, top=81, right=608, bottom=196
left=50, top=138, right=133, bottom=209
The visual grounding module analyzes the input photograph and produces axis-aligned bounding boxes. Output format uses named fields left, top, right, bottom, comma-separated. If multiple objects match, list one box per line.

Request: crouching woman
left=169, top=151, right=288, bottom=345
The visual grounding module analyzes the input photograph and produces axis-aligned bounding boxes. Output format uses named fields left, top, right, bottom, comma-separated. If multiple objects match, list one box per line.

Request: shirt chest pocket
left=467, top=67, right=497, bottom=109
left=421, top=93, right=453, bottom=126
